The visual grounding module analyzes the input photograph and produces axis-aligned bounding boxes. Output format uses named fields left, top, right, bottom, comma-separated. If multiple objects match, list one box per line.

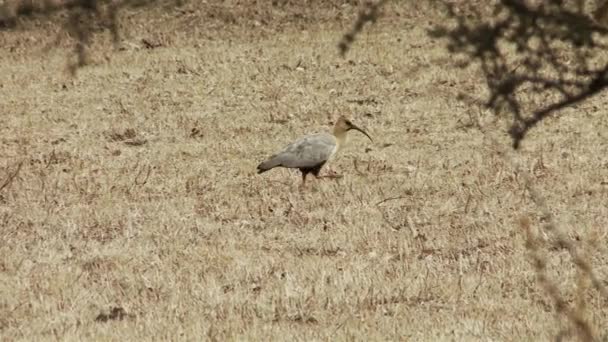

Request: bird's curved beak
left=350, top=125, right=373, bottom=142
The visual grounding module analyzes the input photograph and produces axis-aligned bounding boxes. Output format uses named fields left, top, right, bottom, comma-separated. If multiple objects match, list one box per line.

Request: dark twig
left=0, top=161, right=24, bottom=193
left=375, top=196, right=407, bottom=206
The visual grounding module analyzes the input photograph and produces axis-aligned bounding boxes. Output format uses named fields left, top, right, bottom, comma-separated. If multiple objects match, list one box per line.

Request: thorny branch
left=0, top=0, right=168, bottom=73
left=520, top=217, right=596, bottom=341
left=337, top=0, right=608, bottom=148
left=476, top=110, right=606, bottom=340
left=430, top=0, right=608, bottom=148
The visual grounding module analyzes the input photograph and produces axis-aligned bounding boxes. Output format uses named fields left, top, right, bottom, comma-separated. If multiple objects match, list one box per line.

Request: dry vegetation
left=1, top=1, right=607, bottom=340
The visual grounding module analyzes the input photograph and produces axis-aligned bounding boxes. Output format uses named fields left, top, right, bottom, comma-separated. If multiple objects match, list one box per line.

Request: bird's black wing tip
left=257, top=164, right=267, bottom=174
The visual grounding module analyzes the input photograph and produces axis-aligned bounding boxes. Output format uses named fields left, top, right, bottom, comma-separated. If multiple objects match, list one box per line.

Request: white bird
left=257, top=116, right=372, bottom=186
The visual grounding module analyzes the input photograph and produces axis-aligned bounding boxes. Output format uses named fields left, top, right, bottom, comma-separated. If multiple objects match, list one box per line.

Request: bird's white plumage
left=268, top=132, right=338, bottom=169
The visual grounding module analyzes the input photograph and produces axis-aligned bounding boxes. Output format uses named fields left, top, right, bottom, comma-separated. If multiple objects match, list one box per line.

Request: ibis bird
left=257, top=116, right=372, bottom=186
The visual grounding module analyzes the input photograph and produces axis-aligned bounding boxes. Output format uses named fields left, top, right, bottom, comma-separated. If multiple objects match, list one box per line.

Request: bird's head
left=334, top=116, right=373, bottom=141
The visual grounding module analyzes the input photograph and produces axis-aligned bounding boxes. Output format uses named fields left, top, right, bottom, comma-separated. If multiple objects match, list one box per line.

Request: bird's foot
left=320, top=169, right=343, bottom=179
left=321, top=174, right=343, bottom=180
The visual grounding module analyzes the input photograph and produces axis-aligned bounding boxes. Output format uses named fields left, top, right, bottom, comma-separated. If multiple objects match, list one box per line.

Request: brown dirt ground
left=0, top=1, right=607, bottom=340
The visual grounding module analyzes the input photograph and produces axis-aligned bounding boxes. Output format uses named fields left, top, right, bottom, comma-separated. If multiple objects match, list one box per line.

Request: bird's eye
left=345, top=120, right=352, bottom=125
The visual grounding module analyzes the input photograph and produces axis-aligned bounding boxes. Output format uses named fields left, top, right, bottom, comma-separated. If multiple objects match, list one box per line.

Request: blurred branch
left=338, top=0, right=387, bottom=57
left=429, top=0, right=608, bottom=148
left=1, top=0, right=165, bottom=73
left=520, top=216, right=597, bottom=341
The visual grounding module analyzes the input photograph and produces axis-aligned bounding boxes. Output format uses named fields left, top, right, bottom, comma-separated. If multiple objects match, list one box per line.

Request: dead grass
left=0, top=1, right=607, bottom=340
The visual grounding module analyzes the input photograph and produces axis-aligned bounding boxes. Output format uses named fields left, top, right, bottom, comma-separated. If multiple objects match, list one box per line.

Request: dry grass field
left=1, top=1, right=607, bottom=340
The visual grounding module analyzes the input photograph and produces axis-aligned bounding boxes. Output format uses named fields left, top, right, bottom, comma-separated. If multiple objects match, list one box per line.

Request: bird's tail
left=257, top=158, right=280, bottom=174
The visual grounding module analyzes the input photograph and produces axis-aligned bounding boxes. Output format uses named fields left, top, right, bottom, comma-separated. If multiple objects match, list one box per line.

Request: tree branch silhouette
left=0, top=0, right=167, bottom=74
left=429, top=0, right=608, bottom=148
left=338, top=0, right=387, bottom=57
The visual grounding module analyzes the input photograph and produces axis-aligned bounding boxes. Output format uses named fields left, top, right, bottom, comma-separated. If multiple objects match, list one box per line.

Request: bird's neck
left=333, top=129, right=348, bottom=149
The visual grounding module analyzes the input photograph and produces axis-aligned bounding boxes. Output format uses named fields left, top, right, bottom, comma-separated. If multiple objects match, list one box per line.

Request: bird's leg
left=300, top=171, right=308, bottom=189
left=307, top=164, right=340, bottom=180
left=319, top=167, right=343, bottom=179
